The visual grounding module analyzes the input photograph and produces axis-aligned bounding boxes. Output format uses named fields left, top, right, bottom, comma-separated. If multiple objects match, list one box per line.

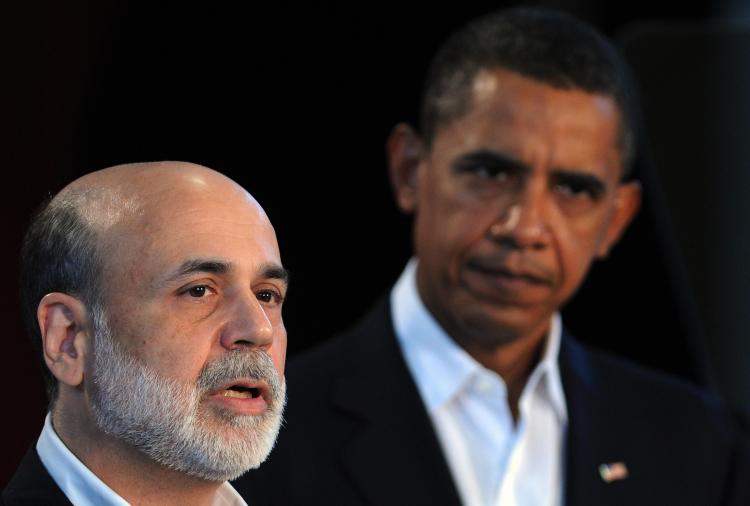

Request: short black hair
left=421, top=7, right=638, bottom=177
left=19, top=196, right=104, bottom=404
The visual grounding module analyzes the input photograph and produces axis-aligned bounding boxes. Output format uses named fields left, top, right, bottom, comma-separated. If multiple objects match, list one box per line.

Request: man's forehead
left=469, top=68, right=620, bottom=116
left=471, top=69, right=503, bottom=105
left=428, top=68, right=624, bottom=180
left=106, top=195, right=277, bottom=256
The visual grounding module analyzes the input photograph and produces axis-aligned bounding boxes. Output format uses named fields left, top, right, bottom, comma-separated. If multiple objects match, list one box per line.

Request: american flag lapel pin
left=599, top=462, right=629, bottom=483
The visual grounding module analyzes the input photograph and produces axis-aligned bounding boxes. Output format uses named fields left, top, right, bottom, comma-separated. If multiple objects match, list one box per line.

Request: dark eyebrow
left=453, top=149, right=529, bottom=174
left=261, top=263, right=290, bottom=287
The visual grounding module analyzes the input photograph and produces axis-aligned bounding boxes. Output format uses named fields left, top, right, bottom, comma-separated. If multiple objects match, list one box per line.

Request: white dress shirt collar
left=36, top=413, right=247, bottom=506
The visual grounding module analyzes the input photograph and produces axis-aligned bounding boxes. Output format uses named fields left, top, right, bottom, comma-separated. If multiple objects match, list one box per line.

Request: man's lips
left=467, top=260, right=553, bottom=287
left=206, top=379, right=271, bottom=416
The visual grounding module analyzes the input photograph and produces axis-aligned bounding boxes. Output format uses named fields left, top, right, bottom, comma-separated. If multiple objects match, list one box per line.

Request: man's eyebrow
left=260, top=263, right=290, bottom=287
left=454, top=149, right=529, bottom=174
left=161, top=259, right=232, bottom=285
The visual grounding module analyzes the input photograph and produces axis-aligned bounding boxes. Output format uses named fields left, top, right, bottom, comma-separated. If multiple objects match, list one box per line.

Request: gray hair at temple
left=420, top=7, right=639, bottom=178
left=19, top=193, right=104, bottom=404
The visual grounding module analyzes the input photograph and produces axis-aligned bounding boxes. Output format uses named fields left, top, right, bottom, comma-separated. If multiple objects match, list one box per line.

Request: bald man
left=3, top=162, right=289, bottom=506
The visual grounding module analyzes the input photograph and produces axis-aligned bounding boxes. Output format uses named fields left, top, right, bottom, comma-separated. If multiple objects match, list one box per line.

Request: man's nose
left=488, top=180, right=551, bottom=249
left=220, top=292, right=274, bottom=351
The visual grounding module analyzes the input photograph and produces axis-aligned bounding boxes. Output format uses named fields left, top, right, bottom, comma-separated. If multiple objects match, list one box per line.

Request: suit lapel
left=330, top=297, right=462, bottom=506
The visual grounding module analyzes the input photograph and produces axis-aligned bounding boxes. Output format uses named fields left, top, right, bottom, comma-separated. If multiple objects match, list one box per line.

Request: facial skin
left=391, top=68, right=640, bottom=358
left=39, top=162, right=289, bottom=503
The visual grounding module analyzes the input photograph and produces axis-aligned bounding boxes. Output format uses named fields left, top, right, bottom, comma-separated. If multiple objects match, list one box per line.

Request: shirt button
left=476, top=376, right=494, bottom=393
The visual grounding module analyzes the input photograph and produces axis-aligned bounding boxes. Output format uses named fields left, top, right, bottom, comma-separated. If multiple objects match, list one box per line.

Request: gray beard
left=86, top=306, right=286, bottom=482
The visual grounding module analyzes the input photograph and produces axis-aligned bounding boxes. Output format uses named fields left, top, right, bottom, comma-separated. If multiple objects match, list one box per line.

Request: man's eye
left=471, top=164, right=509, bottom=182
left=187, top=285, right=208, bottom=298
left=554, top=183, right=578, bottom=197
left=257, top=289, right=282, bottom=305
left=554, top=182, right=598, bottom=199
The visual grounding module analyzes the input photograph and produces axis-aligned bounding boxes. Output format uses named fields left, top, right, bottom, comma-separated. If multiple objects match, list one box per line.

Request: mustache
left=196, top=350, right=282, bottom=402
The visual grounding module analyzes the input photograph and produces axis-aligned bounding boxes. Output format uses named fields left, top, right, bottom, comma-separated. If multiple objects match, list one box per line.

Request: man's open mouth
left=222, top=385, right=263, bottom=399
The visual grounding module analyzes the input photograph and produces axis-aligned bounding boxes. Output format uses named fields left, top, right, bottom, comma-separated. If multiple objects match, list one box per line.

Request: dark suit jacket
left=236, top=297, right=747, bottom=506
left=3, top=447, right=71, bottom=505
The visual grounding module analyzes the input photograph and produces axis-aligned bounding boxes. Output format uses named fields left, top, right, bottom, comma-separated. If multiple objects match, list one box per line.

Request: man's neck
left=52, top=399, right=222, bottom=506
left=458, top=329, right=547, bottom=422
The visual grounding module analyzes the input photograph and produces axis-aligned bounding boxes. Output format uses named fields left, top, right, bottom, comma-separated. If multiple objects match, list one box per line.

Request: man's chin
left=451, top=302, right=553, bottom=348
left=151, top=421, right=282, bottom=482
left=186, top=388, right=286, bottom=479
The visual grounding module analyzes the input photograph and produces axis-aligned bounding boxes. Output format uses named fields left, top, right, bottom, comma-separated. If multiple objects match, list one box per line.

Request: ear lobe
left=37, top=293, right=91, bottom=388
left=386, top=123, right=424, bottom=213
left=596, top=181, right=642, bottom=258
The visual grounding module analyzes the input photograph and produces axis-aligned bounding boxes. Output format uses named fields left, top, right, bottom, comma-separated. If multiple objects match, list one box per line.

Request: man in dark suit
left=3, top=162, right=289, bottom=505
left=236, top=8, right=747, bottom=506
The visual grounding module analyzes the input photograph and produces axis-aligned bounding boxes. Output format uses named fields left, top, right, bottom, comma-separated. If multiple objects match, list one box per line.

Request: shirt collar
left=520, top=312, right=568, bottom=424
left=391, top=258, right=567, bottom=423
left=37, top=412, right=130, bottom=506
left=36, top=413, right=248, bottom=506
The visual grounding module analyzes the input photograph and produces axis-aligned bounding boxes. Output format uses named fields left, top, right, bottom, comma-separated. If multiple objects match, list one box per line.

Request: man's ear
left=386, top=123, right=424, bottom=213
left=37, top=293, right=91, bottom=388
left=597, top=181, right=642, bottom=258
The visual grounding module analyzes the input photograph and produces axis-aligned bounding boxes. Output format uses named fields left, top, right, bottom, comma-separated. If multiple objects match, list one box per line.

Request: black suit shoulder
left=570, top=338, right=730, bottom=417
left=3, top=447, right=71, bottom=506
left=573, top=338, right=734, bottom=442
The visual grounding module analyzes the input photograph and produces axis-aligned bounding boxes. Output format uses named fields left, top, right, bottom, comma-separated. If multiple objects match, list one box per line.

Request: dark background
left=3, top=0, right=749, bottom=487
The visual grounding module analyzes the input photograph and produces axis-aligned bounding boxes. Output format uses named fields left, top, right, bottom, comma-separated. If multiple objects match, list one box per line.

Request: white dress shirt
left=391, top=259, right=568, bottom=506
left=36, top=413, right=247, bottom=506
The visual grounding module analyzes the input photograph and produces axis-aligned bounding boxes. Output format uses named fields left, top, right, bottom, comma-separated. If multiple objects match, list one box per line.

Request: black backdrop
left=3, top=0, right=728, bottom=487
